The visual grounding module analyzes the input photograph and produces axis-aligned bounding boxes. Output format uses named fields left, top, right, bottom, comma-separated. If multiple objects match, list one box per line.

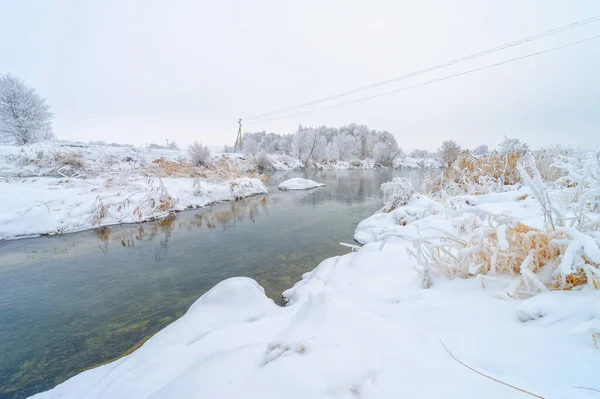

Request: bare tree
left=0, top=73, right=54, bottom=145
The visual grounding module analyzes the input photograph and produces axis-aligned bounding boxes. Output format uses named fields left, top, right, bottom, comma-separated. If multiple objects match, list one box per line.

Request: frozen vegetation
left=278, top=177, right=325, bottom=190
left=32, top=145, right=600, bottom=398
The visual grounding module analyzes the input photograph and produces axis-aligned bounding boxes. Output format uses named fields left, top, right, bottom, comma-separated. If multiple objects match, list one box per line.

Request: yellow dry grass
left=425, top=152, right=521, bottom=195
left=462, top=222, right=597, bottom=291
left=144, top=156, right=266, bottom=184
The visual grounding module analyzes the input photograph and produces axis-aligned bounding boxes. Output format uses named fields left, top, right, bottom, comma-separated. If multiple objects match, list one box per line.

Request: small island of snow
left=278, top=178, right=325, bottom=191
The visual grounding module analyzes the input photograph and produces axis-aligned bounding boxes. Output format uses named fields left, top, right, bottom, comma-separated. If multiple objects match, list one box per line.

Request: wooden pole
left=235, top=118, right=243, bottom=152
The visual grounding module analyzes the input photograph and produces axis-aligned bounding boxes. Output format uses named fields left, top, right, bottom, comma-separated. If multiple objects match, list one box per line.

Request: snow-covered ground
left=0, top=141, right=185, bottom=178
left=0, top=176, right=267, bottom=240
left=31, top=183, right=600, bottom=398
left=0, top=142, right=268, bottom=240
left=278, top=177, right=325, bottom=190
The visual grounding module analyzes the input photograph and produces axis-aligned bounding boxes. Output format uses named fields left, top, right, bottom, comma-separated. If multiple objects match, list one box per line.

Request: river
left=0, top=169, right=420, bottom=398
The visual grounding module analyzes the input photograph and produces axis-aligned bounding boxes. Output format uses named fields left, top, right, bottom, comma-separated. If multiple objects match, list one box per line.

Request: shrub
left=381, top=177, right=415, bottom=212
left=256, top=152, right=273, bottom=171
left=187, top=141, right=211, bottom=166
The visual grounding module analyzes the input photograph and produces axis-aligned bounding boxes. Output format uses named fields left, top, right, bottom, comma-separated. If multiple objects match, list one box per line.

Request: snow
left=31, top=182, right=600, bottom=398
left=0, top=142, right=268, bottom=240
left=278, top=177, right=325, bottom=191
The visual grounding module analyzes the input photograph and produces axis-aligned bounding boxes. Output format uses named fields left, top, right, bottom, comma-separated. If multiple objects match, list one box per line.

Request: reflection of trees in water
left=190, top=195, right=275, bottom=230
left=91, top=195, right=273, bottom=256
left=290, top=170, right=423, bottom=207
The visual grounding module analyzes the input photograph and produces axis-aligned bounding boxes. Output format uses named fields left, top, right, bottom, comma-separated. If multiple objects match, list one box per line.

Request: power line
left=243, top=14, right=600, bottom=121
left=246, top=34, right=600, bottom=125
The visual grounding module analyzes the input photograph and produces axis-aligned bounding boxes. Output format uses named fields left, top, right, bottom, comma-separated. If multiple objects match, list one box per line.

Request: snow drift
left=278, top=178, right=325, bottom=191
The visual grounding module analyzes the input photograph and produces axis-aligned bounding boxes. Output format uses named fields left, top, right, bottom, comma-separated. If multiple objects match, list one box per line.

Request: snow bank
left=0, top=142, right=270, bottom=239
left=0, top=176, right=267, bottom=240
left=32, top=239, right=600, bottom=398
left=278, top=178, right=325, bottom=191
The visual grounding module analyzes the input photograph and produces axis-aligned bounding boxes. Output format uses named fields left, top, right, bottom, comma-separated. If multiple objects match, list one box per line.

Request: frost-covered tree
left=499, top=136, right=529, bottom=155
left=410, top=149, right=429, bottom=158
left=167, top=141, right=179, bottom=150
left=330, top=133, right=360, bottom=161
left=438, top=140, right=461, bottom=168
left=373, top=132, right=402, bottom=166
left=187, top=141, right=211, bottom=165
left=242, top=135, right=261, bottom=162
left=374, top=142, right=403, bottom=166
left=473, top=145, right=489, bottom=156
left=0, top=73, right=54, bottom=145
left=291, top=128, right=327, bottom=166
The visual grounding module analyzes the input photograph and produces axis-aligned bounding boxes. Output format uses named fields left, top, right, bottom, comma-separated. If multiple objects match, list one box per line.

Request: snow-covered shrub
left=381, top=177, right=415, bottom=212
left=499, top=135, right=529, bottom=155
left=0, top=74, right=54, bottom=145
left=256, top=152, right=273, bottom=171
left=533, top=145, right=571, bottom=184
left=187, top=141, right=211, bottom=166
left=133, top=177, right=176, bottom=221
left=555, top=148, right=600, bottom=231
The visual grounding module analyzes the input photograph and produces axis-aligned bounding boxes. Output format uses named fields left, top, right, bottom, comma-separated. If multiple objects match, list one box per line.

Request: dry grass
left=426, top=221, right=599, bottom=294
left=145, top=156, right=266, bottom=184
left=424, top=152, right=521, bottom=195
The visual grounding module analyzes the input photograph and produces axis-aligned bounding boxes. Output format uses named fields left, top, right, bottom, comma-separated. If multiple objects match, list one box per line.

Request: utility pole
left=234, top=118, right=243, bottom=153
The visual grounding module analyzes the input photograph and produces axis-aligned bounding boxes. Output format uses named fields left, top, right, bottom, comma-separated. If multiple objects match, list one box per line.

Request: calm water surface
left=0, top=169, right=420, bottom=398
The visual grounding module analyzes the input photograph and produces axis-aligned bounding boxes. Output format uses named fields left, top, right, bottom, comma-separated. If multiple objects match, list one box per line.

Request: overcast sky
left=1, top=0, right=599, bottom=151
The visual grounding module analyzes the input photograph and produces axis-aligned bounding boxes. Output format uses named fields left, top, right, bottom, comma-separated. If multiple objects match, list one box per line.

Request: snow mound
left=278, top=178, right=325, bottom=191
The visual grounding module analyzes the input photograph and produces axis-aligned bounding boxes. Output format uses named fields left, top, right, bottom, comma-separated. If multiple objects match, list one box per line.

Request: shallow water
left=0, top=169, right=420, bottom=398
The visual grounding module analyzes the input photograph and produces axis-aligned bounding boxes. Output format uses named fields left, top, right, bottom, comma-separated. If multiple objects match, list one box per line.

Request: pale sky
left=1, top=0, right=599, bottom=151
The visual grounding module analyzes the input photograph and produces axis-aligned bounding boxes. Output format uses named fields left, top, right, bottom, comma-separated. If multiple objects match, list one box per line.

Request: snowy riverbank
left=31, top=182, right=600, bottom=398
left=0, top=142, right=268, bottom=240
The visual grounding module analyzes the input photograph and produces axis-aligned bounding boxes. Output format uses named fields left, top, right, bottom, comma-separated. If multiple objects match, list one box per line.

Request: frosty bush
left=555, top=148, right=600, bottom=230
left=256, top=152, right=272, bottom=171
left=0, top=73, right=54, bottom=145
left=187, top=141, right=211, bottom=166
left=381, top=177, right=415, bottom=212
left=499, top=135, right=529, bottom=155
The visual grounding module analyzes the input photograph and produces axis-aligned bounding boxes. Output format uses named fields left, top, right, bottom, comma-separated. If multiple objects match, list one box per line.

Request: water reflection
left=0, top=169, right=420, bottom=398
left=87, top=194, right=275, bottom=259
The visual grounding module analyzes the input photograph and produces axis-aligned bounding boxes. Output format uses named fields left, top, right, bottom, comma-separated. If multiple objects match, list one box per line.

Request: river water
left=0, top=169, right=420, bottom=398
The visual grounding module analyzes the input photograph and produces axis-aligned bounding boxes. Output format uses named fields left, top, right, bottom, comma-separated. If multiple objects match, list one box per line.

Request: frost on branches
left=0, top=74, right=54, bottom=145
left=187, top=141, right=211, bottom=166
